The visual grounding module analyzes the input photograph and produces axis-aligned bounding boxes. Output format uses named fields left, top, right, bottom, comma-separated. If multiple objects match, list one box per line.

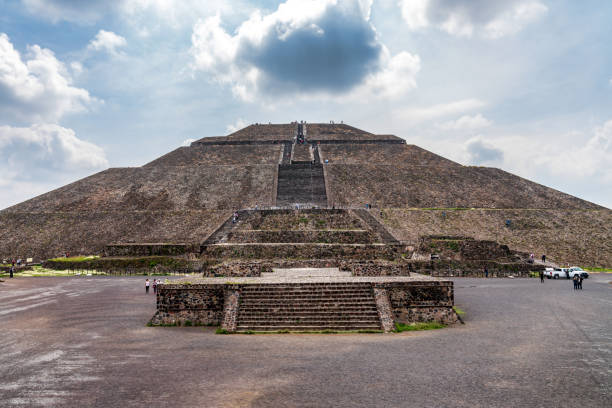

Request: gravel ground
left=0, top=274, right=610, bottom=407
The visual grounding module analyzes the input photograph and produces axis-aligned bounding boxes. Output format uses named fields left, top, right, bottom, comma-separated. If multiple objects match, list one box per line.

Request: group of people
left=573, top=274, right=584, bottom=290
left=145, top=278, right=161, bottom=294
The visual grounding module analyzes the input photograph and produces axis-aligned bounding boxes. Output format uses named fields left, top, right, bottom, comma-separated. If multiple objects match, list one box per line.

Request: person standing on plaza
left=152, top=279, right=157, bottom=294
left=539, top=269, right=545, bottom=283
left=572, top=274, right=578, bottom=290
left=578, top=275, right=583, bottom=290
left=484, top=266, right=489, bottom=278
left=145, top=278, right=150, bottom=294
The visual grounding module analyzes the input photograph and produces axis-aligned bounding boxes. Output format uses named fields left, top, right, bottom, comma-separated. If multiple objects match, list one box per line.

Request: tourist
left=484, top=266, right=489, bottom=278
left=541, top=254, right=546, bottom=263
left=152, top=279, right=157, bottom=294
left=578, top=275, right=583, bottom=290
left=145, top=278, right=150, bottom=294
left=539, top=269, right=544, bottom=283
left=9, top=266, right=14, bottom=278
left=572, top=274, right=578, bottom=290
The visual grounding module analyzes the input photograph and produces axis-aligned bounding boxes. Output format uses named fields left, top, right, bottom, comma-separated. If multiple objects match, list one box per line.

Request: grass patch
left=0, top=265, right=106, bottom=278
left=584, top=267, right=612, bottom=272
left=453, top=306, right=465, bottom=316
left=215, top=328, right=230, bottom=334
left=446, top=240, right=460, bottom=252
left=47, top=255, right=100, bottom=262
left=394, top=322, right=446, bottom=332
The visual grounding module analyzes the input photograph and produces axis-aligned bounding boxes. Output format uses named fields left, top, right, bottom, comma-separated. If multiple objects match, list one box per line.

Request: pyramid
left=0, top=122, right=610, bottom=266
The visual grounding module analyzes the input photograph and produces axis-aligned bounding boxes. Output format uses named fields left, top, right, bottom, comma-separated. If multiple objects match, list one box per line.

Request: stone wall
left=226, top=230, right=377, bottom=244
left=340, top=260, right=411, bottom=276
left=149, top=279, right=457, bottom=327
left=150, top=284, right=225, bottom=326
left=205, top=259, right=341, bottom=277
left=42, top=256, right=204, bottom=273
left=407, top=260, right=544, bottom=278
left=104, top=243, right=198, bottom=257
left=235, top=209, right=364, bottom=231
left=419, top=236, right=521, bottom=262
left=375, top=281, right=457, bottom=325
left=202, top=243, right=401, bottom=261
left=382, top=208, right=612, bottom=267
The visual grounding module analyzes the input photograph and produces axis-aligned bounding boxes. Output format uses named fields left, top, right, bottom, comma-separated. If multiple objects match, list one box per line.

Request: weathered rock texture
left=149, top=278, right=457, bottom=329
left=0, top=122, right=608, bottom=266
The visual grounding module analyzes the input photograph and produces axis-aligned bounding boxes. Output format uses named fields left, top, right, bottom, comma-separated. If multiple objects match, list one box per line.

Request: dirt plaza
left=0, top=275, right=610, bottom=407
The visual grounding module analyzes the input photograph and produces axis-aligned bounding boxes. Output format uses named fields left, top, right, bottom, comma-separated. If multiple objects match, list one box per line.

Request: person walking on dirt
left=145, top=278, right=150, bottom=294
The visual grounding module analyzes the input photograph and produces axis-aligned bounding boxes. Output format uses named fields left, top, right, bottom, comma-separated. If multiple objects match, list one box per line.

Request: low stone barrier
left=407, top=260, right=544, bottom=278
left=150, top=284, right=225, bottom=326
left=149, top=279, right=458, bottom=328
left=205, top=259, right=342, bottom=277
left=202, top=243, right=401, bottom=261
left=377, top=281, right=456, bottom=325
left=43, top=256, right=202, bottom=273
left=226, top=230, right=377, bottom=244
left=341, top=260, right=411, bottom=276
left=104, top=243, right=198, bottom=257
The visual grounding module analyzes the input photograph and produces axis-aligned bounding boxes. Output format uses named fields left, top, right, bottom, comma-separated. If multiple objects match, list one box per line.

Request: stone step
left=240, top=290, right=373, bottom=295
left=239, top=297, right=375, bottom=303
left=240, top=285, right=373, bottom=290
left=240, top=306, right=378, bottom=312
left=238, top=320, right=381, bottom=326
left=235, top=325, right=382, bottom=332
left=239, top=290, right=373, bottom=296
left=238, top=310, right=379, bottom=317
left=238, top=317, right=380, bottom=323
left=238, top=301, right=377, bottom=308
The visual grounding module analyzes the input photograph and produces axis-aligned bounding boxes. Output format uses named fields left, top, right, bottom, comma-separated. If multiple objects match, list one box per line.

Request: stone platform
left=150, top=270, right=458, bottom=332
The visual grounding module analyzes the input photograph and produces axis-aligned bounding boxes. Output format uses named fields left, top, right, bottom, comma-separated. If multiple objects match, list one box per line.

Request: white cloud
left=395, top=98, right=486, bottom=123
left=0, top=124, right=108, bottom=183
left=87, top=30, right=127, bottom=56
left=0, top=33, right=96, bottom=123
left=544, top=120, right=612, bottom=182
left=453, top=120, right=612, bottom=195
left=20, top=0, right=114, bottom=24
left=438, top=113, right=492, bottom=130
left=227, top=119, right=249, bottom=133
left=356, top=51, right=420, bottom=99
left=181, top=138, right=195, bottom=146
left=398, top=0, right=547, bottom=38
left=190, top=0, right=419, bottom=101
left=465, top=136, right=503, bottom=164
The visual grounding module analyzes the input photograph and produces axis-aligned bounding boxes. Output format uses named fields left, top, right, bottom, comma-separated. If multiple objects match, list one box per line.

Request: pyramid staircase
left=235, top=282, right=382, bottom=332
left=276, top=163, right=327, bottom=207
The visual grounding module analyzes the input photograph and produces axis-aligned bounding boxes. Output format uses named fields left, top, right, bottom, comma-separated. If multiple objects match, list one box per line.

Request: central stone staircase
left=276, top=164, right=327, bottom=207
left=235, top=282, right=382, bottom=332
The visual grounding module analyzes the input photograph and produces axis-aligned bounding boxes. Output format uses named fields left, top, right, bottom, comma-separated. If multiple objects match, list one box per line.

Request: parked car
left=568, top=266, right=589, bottom=279
left=544, top=267, right=569, bottom=279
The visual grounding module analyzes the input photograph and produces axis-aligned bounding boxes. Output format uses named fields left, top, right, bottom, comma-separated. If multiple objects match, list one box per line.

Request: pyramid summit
left=0, top=122, right=610, bottom=266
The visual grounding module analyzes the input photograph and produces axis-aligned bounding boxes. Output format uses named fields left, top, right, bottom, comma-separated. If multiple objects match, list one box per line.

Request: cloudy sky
left=1, top=0, right=611, bottom=209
